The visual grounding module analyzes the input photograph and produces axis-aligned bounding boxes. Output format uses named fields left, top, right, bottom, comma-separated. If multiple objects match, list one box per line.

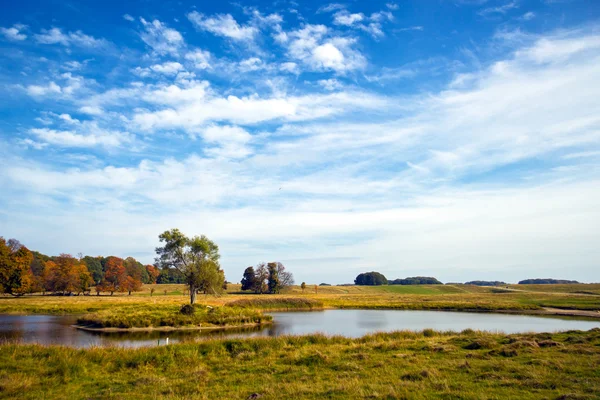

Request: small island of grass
left=76, top=304, right=272, bottom=331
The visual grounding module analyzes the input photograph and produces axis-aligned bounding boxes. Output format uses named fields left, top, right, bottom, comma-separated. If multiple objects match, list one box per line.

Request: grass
left=0, top=328, right=599, bottom=399
left=224, top=297, right=324, bottom=310
left=76, top=305, right=271, bottom=329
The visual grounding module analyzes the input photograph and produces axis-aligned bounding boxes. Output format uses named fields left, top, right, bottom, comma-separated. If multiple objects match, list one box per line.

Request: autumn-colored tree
left=98, top=257, right=127, bottom=295
left=0, top=238, right=35, bottom=296
left=123, top=275, right=143, bottom=295
left=145, top=265, right=160, bottom=284
left=42, top=254, right=91, bottom=295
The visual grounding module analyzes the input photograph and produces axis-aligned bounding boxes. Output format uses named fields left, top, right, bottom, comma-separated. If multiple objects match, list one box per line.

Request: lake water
left=0, top=310, right=598, bottom=348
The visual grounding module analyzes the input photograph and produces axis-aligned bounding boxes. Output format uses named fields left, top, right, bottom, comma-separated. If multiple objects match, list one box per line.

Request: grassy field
left=0, top=283, right=598, bottom=320
left=0, top=328, right=599, bottom=399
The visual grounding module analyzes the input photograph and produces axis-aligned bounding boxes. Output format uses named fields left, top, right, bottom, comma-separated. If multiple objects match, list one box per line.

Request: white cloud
left=333, top=12, right=365, bottom=26
left=34, top=28, right=106, bottom=47
left=520, top=12, right=535, bottom=21
left=184, top=49, right=211, bottom=69
left=479, top=1, right=518, bottom=16
left=20, top=138, right=48, bottom=150
left=26, top=81, right=62, bottom=97
left=285, top=24, right=366, bottom=72
left=1, top=24, right=27, bottom=41
left=280, top=62, right=299, bottom=74
left=201, top=125, right=253, bottom=159
left=79, top=106, right=103, bottom=115
left=317, top=79, right=343, bottom=91
left=150, top=61, right=185, bottom=75
left=131, top=86, right=388, bottom=131
left=29, top=124, right=132, bottom=148
left=139, top=18, right=184, bottom=55
left=187, top=12, right=257, bottom=42
left=123, top=14, right=135, bottom=22
left=238, top=57, right=266, bottom=72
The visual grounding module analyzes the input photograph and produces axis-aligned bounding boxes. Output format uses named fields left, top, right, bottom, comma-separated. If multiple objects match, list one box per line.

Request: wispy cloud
left=1, top=24, right=27, bottom=41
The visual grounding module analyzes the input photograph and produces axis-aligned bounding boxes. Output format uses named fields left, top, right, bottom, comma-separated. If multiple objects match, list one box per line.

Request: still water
left=0, top=310, right=598, bottom=348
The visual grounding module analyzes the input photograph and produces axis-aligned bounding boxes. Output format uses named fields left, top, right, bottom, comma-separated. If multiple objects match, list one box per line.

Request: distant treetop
left=354, top=272, right=388, bottom=286
left=465, top=281, right=507, bottom=286
left=389, top=276, right=442, bottom=285
left=518, top=278, right=579, bottom=284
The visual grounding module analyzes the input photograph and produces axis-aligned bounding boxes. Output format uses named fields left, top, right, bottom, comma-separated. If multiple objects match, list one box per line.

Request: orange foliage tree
left=145, top=264, right=159, bottom=284
left=42, top=254, right=92, bottom=295
left=0, top=238, right=34, bottom=296
left=97, top=257, right=127, bottom=295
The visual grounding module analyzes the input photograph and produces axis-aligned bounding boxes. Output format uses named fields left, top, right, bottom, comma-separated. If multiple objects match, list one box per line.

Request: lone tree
left=301, top=282, right=306, bottom=293
left=155, top=229, right=224, bottom=304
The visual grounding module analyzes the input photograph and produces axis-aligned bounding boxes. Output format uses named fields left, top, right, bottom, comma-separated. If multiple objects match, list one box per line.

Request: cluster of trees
left=241, top=262, right=294, bottom=294
left=518, top=279, right=579, bottom=284
left=354, top=272, right=388, bottom=286
left=389, top=276, right=442, bottom=285
left=0, top=237, right=161, bottom=296
left=354, top=272, right=445, bottom=286
left=464, top=281, right=507, bottom=286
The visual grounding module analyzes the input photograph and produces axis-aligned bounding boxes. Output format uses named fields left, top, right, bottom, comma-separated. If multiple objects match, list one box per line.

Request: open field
left=1, top=328, right=599, bottom=399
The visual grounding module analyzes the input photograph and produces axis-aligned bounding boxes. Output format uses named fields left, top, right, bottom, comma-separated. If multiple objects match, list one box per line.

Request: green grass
left=0, top=329, right=599, bottom=399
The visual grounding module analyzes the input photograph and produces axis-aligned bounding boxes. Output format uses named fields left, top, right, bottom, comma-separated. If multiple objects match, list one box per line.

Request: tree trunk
left=190, top=284, right=196, bottom=304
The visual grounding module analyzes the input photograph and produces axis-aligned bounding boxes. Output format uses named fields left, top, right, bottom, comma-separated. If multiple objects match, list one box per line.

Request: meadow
left=0, top=328, right=599, bottom=399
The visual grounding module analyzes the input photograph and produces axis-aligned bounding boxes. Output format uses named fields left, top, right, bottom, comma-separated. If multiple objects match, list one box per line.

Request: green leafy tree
left=82, top=256, right=103, bottom=284
left=241, top=267, right=256, bottom=291
left=354, top=271, right=388, bottom=286
left=267, top=262, right=280, bottom=294
left=267, top=262, right=294, bottom=294
left=155, top=229, right=224, bottom=304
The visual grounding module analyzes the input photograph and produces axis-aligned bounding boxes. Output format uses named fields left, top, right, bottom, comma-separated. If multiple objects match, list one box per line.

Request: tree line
left=0, top=237, right=159, bottom=296
left=354, top=272, right=443, bottom=286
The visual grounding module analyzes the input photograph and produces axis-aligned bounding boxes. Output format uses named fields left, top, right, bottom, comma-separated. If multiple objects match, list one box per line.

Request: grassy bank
left=1, top=329, right=599, bottom=399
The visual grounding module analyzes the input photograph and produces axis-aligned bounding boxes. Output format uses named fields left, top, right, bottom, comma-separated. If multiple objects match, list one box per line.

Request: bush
left=180, top=304, right=196, bottom=315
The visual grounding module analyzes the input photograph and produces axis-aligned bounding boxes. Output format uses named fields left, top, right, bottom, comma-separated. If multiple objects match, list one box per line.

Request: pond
left=0, top=310, right=598, bottom=348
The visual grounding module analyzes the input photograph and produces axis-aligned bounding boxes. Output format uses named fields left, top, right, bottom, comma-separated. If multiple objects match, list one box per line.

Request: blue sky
left=1, top=0, right=599, bottom=284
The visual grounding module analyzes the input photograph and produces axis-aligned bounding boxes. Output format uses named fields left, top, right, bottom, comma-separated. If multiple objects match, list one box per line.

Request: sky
left=0, top=0, right=599, bottom=285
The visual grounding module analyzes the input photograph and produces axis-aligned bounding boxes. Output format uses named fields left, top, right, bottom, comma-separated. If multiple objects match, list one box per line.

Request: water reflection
left=0, top=310, right=598, bottom=348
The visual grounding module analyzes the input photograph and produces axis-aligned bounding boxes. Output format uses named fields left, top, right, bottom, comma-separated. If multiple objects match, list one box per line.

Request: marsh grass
left=76, top=305, right=271, bottom=329
left=0, top=329, right=599, bottom=399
